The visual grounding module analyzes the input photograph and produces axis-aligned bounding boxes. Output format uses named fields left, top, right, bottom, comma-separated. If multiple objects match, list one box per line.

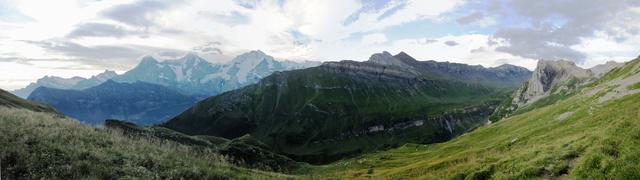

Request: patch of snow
left=201, top=71, right=230, bottom=83
left=170, top=65, right=185, bottom=82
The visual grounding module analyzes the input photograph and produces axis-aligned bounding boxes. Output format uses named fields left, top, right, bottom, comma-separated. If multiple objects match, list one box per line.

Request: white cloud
left=385, top=34, right=537, bottom=69
left=305, top=33, right=538, bottom=69
left=0, top=61, right=107, bottom=90
left=6, top=0, right=640, bottom=91
left=361, top=33, right=388, bottom=45
left=572, top=31, right=640, bottom=68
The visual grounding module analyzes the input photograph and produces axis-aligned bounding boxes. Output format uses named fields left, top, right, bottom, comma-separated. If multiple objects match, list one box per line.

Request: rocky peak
left=230, top=50, right=274, bottom=65
left=513, top=60, right=593, bottom=106
left=37, top=76, right=85, bottom=86
left=139, top=56, right=160, bottom=67
left=94, top=70, right=117, bottom=80
left=589, top=60, right=624, bottom=77
left=393, top=51, right=419, bottom=64
left=492, top=64, right=530, bottom=72
left=176, top=52, right=208, bottom=66
left=367, top=51, right=411, bottom=68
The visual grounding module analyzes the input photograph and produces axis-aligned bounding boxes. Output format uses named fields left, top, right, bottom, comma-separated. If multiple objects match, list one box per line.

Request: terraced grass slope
left=163, top=52, right=531, bottom=164
left=310, top=58, right=640, bottom=179
left=0, top=89, right=291, bottom=179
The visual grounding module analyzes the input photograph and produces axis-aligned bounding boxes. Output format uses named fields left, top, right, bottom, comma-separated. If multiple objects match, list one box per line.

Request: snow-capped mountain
left=13, top=50, right=319, bottom=99
left=114, top=50, right=320, bottom=96
left=12, top=70, right=118, bottom=98
left=112, top=53, right=223, bottom=96
left=72, top=70, right=118, bottom=89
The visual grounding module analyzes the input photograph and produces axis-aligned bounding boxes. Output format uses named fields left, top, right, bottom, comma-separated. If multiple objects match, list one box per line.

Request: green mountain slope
left=0, top=88, right=58, bottom=114
left=163, top=51, right=531, bottom=164
left=0, top=89, right=292, bottom=179
left=310, top=58, right=640, bottom=179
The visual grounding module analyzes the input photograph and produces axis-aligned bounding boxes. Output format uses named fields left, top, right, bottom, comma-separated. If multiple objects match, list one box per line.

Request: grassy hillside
left=0, top=89, right=58, bottom=114
left=0, top=107, right=294, bottom=179
left=309, top=59, right=640, bottom=179
left=164, top=58, right=520, bottom=164
left=104, top=119, right=302, bottom=172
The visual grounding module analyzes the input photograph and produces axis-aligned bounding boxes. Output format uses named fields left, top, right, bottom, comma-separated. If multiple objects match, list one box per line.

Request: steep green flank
left=163, top=52, right=531, bottom=164
left=165, top=65, right=509, bottom=164
left=310, top=59, right=640, bottom=179
left=0, top=89, right=58, bottom=114
left=0, top=108, right=293, bottom=179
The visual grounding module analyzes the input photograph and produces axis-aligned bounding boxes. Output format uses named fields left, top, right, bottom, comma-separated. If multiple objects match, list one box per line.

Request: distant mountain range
left=162, top=51, right=533, bottom=163
left=12, top=70, right=118, bottom=98
left=28, top=80, right=199, bottom=125
left=17, top=51, right=321, bottom=125
left=113, top=51, right=321, bottom=96
left=13, top=51, right=320, bottom=98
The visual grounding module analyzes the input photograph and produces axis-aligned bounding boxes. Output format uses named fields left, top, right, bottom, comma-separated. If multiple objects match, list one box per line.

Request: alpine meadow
left=2, top=0, right=640, bottom=179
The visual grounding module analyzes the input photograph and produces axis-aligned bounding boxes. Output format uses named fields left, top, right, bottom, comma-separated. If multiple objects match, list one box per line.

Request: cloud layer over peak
left=1, top=0, right=640, bottom=90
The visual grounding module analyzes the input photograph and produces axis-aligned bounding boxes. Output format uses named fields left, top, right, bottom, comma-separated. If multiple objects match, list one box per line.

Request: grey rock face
left=513, top=60, right=594, bottom=106
left=589, top=61, right=624, bottom=77
left=367, top=51, right=413, bottom=68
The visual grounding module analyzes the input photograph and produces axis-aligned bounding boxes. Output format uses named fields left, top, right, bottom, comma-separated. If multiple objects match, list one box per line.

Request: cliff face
left=513, top=60, right=593, bottom=107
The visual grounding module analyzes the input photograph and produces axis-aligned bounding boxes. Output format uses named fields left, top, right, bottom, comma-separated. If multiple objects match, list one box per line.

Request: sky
left=1, top=0, right=640, bottom=90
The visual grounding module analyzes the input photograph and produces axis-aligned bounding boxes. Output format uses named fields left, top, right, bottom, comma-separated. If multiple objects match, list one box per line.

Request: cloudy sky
left=1, top=0, right=640, bottom=90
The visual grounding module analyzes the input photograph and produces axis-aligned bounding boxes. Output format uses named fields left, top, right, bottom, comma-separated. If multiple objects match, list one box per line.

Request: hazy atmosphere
left=2, top=0, right=640, bottom=90
left=3, top=1, right=640, bottom=179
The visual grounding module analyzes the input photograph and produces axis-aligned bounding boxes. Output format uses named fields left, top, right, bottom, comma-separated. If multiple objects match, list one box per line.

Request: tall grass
left=0, top=107, right=291, bottom=179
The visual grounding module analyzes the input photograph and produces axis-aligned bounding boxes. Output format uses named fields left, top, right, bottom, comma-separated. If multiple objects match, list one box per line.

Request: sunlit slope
left=312, top=59, right=640, bottom=179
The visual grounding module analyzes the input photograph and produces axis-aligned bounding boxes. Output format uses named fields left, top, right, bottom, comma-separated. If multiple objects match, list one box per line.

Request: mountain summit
left=513, top=60, right=594, bottom=107
left=11, top=70, right=117, bottom=98
left=367, top=51, right=412, bottom=68
left=114, top=52, right=320, bottom=96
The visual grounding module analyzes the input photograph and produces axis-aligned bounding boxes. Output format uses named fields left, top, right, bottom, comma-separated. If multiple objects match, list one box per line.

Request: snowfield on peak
left=113, top=51, right=320, bottom=96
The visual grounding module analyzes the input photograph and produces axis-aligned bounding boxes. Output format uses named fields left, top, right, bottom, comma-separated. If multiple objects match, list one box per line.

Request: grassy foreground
left=309, top=60, right=640, bottom=179
left=0, top=107, right=294, bottom=179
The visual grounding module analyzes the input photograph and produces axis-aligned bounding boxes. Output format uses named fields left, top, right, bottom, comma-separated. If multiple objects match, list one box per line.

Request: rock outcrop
left=589, top=61, right=624, bottom=77
left=513, top=60, right=593, bottom=107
